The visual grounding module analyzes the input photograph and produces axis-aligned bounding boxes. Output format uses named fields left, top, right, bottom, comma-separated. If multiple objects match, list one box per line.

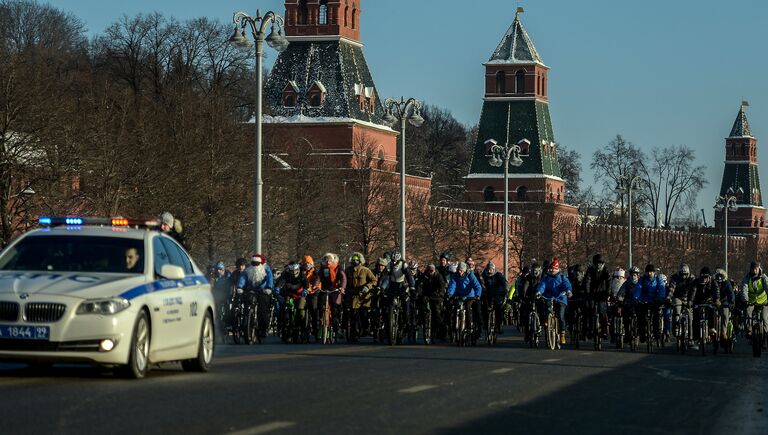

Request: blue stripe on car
left=119, top=275, right=209, bottom=300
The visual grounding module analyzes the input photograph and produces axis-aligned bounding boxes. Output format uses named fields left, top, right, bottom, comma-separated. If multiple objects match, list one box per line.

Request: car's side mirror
left=160, top=264, right=185, bottom=280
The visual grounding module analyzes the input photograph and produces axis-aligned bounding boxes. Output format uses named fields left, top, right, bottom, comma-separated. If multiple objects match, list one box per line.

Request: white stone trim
left=286, top=35, right=363, bottom=48
left=483, top=96, right=549, bottom=103
left=465, top=173, right=565, bottom=182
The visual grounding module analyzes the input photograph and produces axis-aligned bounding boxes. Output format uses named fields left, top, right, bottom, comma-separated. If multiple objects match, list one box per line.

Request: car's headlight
left=76, top=298, right=131, bottom=315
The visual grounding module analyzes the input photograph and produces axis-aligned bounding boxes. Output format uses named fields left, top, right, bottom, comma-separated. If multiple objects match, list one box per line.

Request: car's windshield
left=0, top=235, right=145, bottom=274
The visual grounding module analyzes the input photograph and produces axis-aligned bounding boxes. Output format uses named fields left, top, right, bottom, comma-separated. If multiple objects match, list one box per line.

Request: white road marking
left=580, top=352, right=593, bottom=356
left=490, top=368, right=514, bottom=374
left=398, top=385, right=438, bottom=393
left=647, top=365, right=727, bottom=385
left=542, top=358, right=561, bottom=363
left=228, top=421, right=296, bottom=435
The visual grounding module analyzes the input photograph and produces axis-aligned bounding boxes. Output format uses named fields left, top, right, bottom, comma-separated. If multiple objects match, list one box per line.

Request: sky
left=47, top=0, right=768, bottom=225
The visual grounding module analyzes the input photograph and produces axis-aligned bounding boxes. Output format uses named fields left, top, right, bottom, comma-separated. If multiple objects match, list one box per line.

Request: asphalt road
left=1, top=328, right=766, bottom=435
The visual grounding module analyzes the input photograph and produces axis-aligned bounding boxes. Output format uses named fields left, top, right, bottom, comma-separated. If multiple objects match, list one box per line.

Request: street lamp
left=383, top=97, right=424, bottom=260
left=715, top=187, right=741, bottom=276
left=229, top=9, right=289, bottom=253
left=615, top=174, right=643, bottom=269
left=487, top=138, right=527, bottom=282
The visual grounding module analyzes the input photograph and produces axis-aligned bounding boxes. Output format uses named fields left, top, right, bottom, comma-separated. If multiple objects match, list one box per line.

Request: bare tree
left=636, top=145, right=707, bottom=228
left=591, top=135, right=643, bottom=217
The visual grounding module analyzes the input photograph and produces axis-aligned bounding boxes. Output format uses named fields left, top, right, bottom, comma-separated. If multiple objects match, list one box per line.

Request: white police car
left=0, top=217, right=215, bottom=378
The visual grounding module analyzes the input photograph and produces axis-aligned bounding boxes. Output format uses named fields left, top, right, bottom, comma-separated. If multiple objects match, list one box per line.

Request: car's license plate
left=0, top=325, right=50, bottom=340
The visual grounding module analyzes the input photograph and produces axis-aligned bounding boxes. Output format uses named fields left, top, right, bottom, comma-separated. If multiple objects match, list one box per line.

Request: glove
left=263, top=288, right=273, bottom=296
left=715, top=300, right=721, bottom=307
left=687, top=300, right=692, bottom=308
left=236, top=288, right=244, bottom=295
left=301, top=288, right=308, bottom=297
left=567, top=291, right=573, bottom=299
left=536, top=293, right=542, bottom=299
left=362, top=286, right=369, bottom=294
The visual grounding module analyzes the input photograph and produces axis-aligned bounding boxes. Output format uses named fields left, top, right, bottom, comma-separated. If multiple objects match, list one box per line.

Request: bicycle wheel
left=615, top=317, right=624, bottom=350
left=594, top=314, right=602, bottom=351
left=753, top=322, right=762, bottom=358
left=712, top=316, right=720, bottom=355
left=423, top=305, right=432, bottom=345
left=629, top=316, right=638, bottom=352
left=246, top=307, right=259, bottom=345
left=546, top=313, right=558, bottom=350
left=646, top=313, right=654, bottom=354
left=456, top=306, right=465, bottom=347
left=321, top=302, right=331, bottom=344
left=700, top=319, right=707, bottom=356
left=388, top=304, right=399, bottom=346
left=487, top=307, right=497, bottom=346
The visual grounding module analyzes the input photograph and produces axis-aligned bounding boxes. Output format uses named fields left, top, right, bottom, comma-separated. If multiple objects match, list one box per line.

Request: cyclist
left=237, top=254, right=275, bottom=339
left=301, top=256, right=321, bottom=339
left=437, top=252, right=452, bottom=283
left=536, top=258, right=573, bottom=345
left=567, top=263, right=587, bottom=341
left=714, top=268, right=734, bottom=342
left=447, top=262, right=484, bottom=335
left=519, top=262, right=543, bottom=343
left=585, top=254, right=612, bottom=341
left=345, top=252, right=377, bottom=342
left=610, top=267, right=626, bottom=298
left=630, top=264, right=666, bottom=343
left=668, top=264, right=695, bottom=343
left=482, top=261, right=508, bottom=336
left=690, top=267, right=720, bottom=347
left=617, top=266, right=641, bottom=342
left=740, top=261, right=768, bottom=345
left=418, top=263, right=447, bottom=341
left=318, top=253, right=347, bottom=337
left=276, top=261, right=310, bottom=335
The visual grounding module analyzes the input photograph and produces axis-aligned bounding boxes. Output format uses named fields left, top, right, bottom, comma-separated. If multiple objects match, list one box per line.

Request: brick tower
left=715, top=102, right=767, bottom=233
left=464, top=10, right=566, bottom=211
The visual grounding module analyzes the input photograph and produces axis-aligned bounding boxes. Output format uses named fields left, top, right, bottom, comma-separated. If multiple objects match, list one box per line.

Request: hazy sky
left=48, top=0, right=768, bottom=224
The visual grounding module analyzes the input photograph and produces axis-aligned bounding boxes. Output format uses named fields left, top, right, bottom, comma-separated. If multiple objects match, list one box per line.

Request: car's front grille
left=0, top=302, right=20, bottom=322
left=24, top=303, right=66, bottom=323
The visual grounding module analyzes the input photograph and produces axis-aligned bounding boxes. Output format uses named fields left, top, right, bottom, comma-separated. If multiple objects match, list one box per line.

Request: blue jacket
left=447, top=272, right=483, bottom=298
left=237, top=265, right=274, bottom=292
left=632, top=275, right=666, bottom=303
left=536, top=273, right=573, bottom=305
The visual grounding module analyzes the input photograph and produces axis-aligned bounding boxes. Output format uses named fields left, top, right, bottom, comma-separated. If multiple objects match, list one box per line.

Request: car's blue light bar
left=38, top=216, right=160, bottom=229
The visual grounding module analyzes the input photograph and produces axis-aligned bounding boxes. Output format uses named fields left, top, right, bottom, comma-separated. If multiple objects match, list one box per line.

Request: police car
left=0, top=217, right=215, bottom=378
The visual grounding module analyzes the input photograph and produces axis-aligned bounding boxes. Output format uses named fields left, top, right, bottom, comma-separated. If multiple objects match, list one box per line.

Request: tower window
left=298, top=0, right=308, bottom=25
left=352, top=6, right=357, bottom=30
left=319, top=1, right=328, bottom=25
left=495, top=71, right=506, bottom=94
left=344, top=6, right=349, bottom=27
left=516, top=70, right=525, bottom=94
left=516, top=186, right=528, bottom=201
left=484, top=186, right=496, bottom=202
left=309, top=94, right=321, bottom=107
left=284, top=95, right=295, bottom=108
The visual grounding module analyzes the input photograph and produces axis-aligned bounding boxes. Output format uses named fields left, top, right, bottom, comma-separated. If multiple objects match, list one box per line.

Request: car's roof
left=23, top=226, right=154, bottom=240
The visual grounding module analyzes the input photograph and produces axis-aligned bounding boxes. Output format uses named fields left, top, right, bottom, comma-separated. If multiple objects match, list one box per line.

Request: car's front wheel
left=118, top=310, right=151, bottom=379
left=182, top=311, right=214, bottom=372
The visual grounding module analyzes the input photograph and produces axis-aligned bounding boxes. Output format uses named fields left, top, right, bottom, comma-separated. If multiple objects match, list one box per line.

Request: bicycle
left=539, top=296, right=560, bottom=351
left=452, top=298, right=475, bottom=347
left=675, top=302, right=690, bottom=354
left=526, top=301, right=540, bottom=349
left=721, top=305, right=735, bottom=354
left=317, top=288, right=341, bottom=345
left=591, top=301, right=603, bottom=351
left=694, top=303, right=718, bottom=356
left=748, top=303, right=765, bottom=358
left=610, top=302, right=624, bottom=350
left=232, top=290, right=260, bottom=345
left=642, top=302, right=662, bottom=354
left=569, top=300, right=583, bottom=349
left=626, top=305, right=639, bottom=352
left=281, top=296, right=309, bottom=344
left=386, top=290, right=405, bottom=346
left=420, top=298, right=433, bottom=345
left=486, top=299, right=499, bottom=346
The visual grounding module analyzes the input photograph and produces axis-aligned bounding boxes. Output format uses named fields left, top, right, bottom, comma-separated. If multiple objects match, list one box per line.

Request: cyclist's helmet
left=215, top=261, right=226, bottom=270
left=679, top=263, right=690, bottom=277
left=392, top=250, right=402, bottom=263
left=407, top=260, right=418, bottom=275
left=629, top=266, right=641, bottom=275
left=287, top=262, right=301, bottom=277
left=714, top=268, right=727, bottom=282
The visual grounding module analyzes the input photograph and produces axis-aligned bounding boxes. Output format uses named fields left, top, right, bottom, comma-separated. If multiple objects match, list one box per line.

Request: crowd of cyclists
left=207, top=250, right=768, bottom=356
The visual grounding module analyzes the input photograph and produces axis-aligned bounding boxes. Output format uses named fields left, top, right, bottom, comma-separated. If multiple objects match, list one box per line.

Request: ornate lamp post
left=487, top=138, right=527, bottom=281
left=229, top=9, right=289, bottom=253
left=715, top=187, right=741, bottom=276
left=383, top=97, right=424, bottom=260
left=615, top=175, right=643, bottom=269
